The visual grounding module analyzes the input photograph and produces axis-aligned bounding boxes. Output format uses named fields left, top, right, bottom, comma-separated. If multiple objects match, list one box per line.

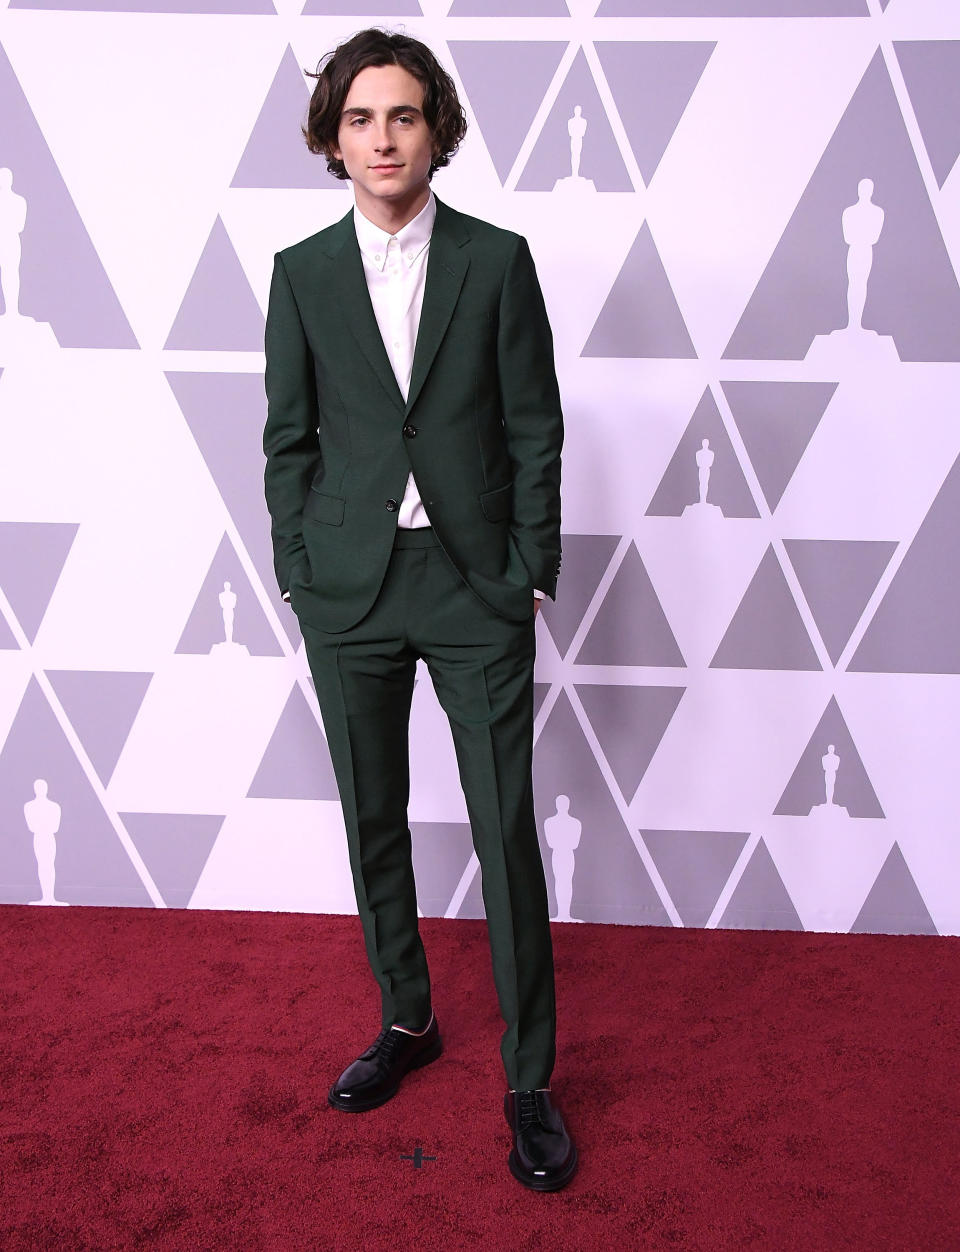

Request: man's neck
left=354, top=185, right=431, bottom=236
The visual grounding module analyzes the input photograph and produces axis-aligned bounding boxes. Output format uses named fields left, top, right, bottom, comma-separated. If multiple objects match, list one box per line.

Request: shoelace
left=370, top=1028, right=405, bottom=1070
left=516, top=1090, right=544, bottom=1130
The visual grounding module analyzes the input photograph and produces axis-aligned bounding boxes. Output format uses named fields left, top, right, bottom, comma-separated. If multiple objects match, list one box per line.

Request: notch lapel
left=406, top=202, right=470, bottom=416
left=327, top=223, right=405, bottom=414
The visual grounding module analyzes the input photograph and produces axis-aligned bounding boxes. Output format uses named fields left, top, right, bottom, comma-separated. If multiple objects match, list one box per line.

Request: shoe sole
left=327, top=1037, right=443, bottom=1113
left=508, top=1144, right=579, bottom=1192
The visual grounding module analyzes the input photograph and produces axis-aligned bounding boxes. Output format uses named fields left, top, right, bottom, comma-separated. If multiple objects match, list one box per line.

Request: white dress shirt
left=354, top=192, right=435, bottom=528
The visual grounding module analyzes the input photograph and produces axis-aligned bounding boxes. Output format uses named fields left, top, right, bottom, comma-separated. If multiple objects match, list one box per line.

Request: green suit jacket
left=263, top=196, right=563, bottom=633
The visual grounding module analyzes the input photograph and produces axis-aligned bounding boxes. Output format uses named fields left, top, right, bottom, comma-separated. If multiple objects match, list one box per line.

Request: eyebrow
left=341, top=105, right=424, bottom=119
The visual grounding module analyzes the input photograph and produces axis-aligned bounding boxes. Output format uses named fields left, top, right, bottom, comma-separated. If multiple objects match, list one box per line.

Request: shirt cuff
left=281, top=591, right=291, bottom=603
left=533, top=589, right=545, bottom=601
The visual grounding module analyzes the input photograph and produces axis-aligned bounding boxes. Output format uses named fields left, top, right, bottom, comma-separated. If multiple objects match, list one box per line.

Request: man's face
left=333, top=64, right=436, bottom=220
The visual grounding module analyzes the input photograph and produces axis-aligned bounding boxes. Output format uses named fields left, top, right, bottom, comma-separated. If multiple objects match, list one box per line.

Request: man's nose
left=373, top=124, right=395, bottom=152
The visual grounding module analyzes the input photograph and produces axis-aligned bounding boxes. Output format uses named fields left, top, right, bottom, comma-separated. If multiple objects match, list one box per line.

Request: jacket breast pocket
left=479, top=481, right=513, bottom=523
left=303, top=489, right=345, bottom=527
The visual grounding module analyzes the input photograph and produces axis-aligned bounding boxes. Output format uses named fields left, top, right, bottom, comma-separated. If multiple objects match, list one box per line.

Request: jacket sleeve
left=497, top=236, right=563, bottom=599
left=263, top=252, right=322, bottom=595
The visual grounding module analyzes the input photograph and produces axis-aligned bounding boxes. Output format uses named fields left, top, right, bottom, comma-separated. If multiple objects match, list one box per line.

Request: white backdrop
left=2, top=0, right=960, bottom=935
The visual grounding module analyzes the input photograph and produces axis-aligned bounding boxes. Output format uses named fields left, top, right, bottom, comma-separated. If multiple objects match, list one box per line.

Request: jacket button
left=402, top=423, right=417, bottom=438
left=385, top=499, right=398, bottom=512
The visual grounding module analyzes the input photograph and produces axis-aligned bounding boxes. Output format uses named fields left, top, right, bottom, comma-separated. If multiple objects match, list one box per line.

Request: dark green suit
left=263, top=196, right=563, bottom=1089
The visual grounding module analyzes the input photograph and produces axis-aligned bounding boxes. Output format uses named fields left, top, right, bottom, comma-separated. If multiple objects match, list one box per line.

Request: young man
left=262, top=29, right=575, bottom=1190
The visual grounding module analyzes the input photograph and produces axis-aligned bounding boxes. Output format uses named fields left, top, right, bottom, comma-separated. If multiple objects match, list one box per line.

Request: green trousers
left=298, top=528, right=556, bottom=1091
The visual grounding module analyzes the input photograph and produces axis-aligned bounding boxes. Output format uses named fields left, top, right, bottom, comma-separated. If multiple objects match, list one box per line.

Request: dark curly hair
left=303, top=29, right=468, bottom=181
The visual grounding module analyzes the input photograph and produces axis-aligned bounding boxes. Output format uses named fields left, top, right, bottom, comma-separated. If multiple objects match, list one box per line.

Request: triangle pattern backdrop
left=232, top=46, right=348, bottom=191
left=725, top=52, right=960, bottom=363
left=449, top=42, right=569, bottom=185
left=1, top=5, right=959, bottom=936
left=594, top=41, right=715, bottom=185
left=0, top=524, right=79, bottom=645
left=517, top=48, right=633, bottom=193
left=0, top=679, right=152, bottom=906
left=895, top=41, right=960, bottom=189
left=0, top=45, right=136, bottom=346
left=165, top=219, right=265, bottom=351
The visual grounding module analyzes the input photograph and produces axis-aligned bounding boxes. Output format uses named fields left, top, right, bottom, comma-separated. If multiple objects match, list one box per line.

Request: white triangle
left=644, top=24, right=876, bottom=359
left=764, top=819, right=892, bottom=933
left=642, top=523, right=770, bottom=672
left=190, top=799, right=355, bottom=913
left=108, top=656, right=292, bottom=812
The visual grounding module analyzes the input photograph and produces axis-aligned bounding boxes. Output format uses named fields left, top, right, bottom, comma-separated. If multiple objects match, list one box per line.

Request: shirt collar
left=354, top=191, right=436, bottom=272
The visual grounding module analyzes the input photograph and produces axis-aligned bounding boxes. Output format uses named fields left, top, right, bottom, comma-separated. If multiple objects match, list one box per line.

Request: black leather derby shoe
left=504, top=1089, right=578, bottom=1191
left=328, top=1016, right=442, bottom=1112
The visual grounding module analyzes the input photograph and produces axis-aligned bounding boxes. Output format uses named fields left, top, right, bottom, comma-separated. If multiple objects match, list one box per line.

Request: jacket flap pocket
left=304, top=489, right=345, bottom=527
left=479, top=481, right=513, bottom=523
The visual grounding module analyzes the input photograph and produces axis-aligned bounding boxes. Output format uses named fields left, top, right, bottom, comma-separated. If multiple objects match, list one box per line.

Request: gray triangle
left=896, top=42, right=960, bottom=188
left=597, top=1, right=863, bottom=10
left=167, top=372, right=301, bottom=648
left=46, top=670, right=152, bottom=786
left=0, top=678, right=152, bottom=905
left=850, top=844, right=936, bottom=935
left=576, top=544, right=685, bottom=667
left=533, top=682, right=551, bottom=721
left=784, top=539, right=896, bottom=665
left=11, top=0, right=272, bottom=9
left=852, top=454, right=960, bottom=674
left=456, top=864, right=486, bottom=920
left=644, top=829, right=749, bottom=928
left=232, top=46, right=347, bottom=190
left=775, top=696, right=884, bottom=818
left=0, top=522, right=79, bottom=644
left=247, top=684, right=339, bottom=800
left=0, top=612, right=17, bottom=649
left=725, top=52, right=960, bottom=362
left=450, top=0, right=565, bottom=11
left=449, top=42, right=567, bottom=184
left=539, top=533, right=619, bottom=658
left=595, top=41, right=714, bottom=184
left=722, top=381, right=837, bottom=512
left=576, top=683, right=684, bottom=803
left=302, top=0, right=419, bottom=10
left=121, top=812, right=224, bottom=909
left=711, top=546, right=820, bottom=672
left=582, top=224, right=696, bottom=358
left=410, top=821, right=475, bottom=917
left=177, top=533, right=283, bottom=657
left=518, top=48, right=632, bottom=192
left=0, top=45, right=137, bottom=345
left=646, top=388, right=760, bottom=518
left=534, top=691, right=671, bottom=925
left=165, top=217, right=264, bottom=350
left=719, top=840, right=803, bottom=931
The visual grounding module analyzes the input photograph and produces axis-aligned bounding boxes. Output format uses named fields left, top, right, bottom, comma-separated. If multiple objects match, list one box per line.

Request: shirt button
left=385, top=499, right=399, bottom=512
left=402, top=424, right=417, bottom=438
left=374, top=254, right=382, bottom=263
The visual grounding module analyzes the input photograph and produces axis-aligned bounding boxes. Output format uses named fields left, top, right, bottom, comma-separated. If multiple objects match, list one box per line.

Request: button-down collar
left=354, top=192, right=436, bottom=272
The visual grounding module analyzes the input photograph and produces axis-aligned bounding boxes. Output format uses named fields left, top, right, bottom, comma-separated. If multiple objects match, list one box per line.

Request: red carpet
left=1, top=906, right=958, bottom=1250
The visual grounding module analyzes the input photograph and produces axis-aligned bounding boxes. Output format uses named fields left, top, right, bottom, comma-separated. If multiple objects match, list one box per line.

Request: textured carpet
left=1, top=906, right=958, bottom=1250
